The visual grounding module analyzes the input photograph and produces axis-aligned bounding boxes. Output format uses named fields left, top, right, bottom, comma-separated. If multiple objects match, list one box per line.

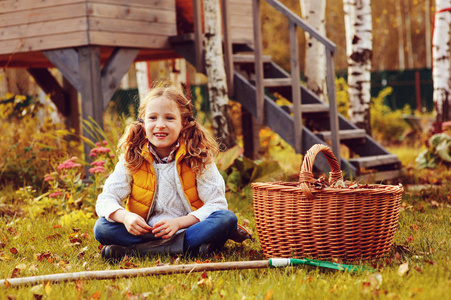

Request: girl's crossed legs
left=94, top=209, right=238, bottom=254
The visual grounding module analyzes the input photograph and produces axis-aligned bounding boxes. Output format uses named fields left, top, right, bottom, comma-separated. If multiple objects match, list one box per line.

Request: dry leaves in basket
left=313, top=176, right=377, bottom=190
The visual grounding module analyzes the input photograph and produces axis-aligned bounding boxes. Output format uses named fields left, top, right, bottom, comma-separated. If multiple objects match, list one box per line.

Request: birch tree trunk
left=432, top=0, right=451, bottom=123
left=425, top=0, right=432, bottom=69
left=300, top=0, right=327, bottom=100
left=343, top=0, right=373, bottom=134
left=395, top=0, right=405, bottom=70
left=403, top=0, right=414, bottom=69
left=203, top=0, right=237, bottom=149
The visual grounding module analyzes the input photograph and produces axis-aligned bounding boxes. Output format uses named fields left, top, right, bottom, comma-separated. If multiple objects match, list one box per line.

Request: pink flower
left=89, top=147, right=111, bottom=157
left=103, top=140, right=108, bottom=145
left=95, top=142, right=101, bottom=147
left=44, top=174, right=54, bottom=182
left=91, top=160, right=106, bottom=167
left=49, top=191, right=63, bottom=198
left=97, top=147, right=111, bottom=154
left=57, top=158, right=82, bottom=170
left=89, top=166, right=106, bottom=174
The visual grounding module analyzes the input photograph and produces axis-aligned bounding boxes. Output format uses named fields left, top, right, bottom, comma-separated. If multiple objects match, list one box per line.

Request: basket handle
left=299, top=144, right=343, bottom=199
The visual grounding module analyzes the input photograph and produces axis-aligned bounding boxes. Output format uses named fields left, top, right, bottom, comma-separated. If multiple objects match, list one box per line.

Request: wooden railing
left=253, top=0, right=340, bottom=161
left=190, top=0, right=339, bottom=159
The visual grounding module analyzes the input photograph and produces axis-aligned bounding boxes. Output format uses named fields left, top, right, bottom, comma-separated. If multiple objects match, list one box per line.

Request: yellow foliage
left=60, top=210, right=94, bottom=228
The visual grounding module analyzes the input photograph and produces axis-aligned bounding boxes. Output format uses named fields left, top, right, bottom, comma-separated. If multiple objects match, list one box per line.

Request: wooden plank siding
left=0, top=0, right=177, bottom=57
left=0, top=0, right=254, bottom=67
left=229, top=0, right=253, bottom=45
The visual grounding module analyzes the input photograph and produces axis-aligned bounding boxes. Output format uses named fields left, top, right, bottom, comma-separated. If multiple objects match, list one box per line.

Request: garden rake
left=0, top=258, right=375, bottom=287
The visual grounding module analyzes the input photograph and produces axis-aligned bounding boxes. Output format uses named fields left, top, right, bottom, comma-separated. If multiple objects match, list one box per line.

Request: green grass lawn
left=1, top=183, right=451, bottom=299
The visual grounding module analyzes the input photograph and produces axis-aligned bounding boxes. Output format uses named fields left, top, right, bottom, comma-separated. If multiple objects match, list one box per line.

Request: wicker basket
left=252, top=144, right=403, bottom=260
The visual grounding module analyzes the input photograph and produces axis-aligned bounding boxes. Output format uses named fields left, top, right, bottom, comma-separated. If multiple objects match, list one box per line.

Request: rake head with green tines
left=269, top=258, right=376, bottom=273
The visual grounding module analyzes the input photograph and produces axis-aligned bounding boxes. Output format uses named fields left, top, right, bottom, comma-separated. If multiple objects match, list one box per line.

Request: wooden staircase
left=169, top=0, right=401, bottom=182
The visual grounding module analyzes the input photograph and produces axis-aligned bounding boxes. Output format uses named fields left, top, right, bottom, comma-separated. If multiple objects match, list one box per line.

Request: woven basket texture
left=252, top=144, right=403, bottom=260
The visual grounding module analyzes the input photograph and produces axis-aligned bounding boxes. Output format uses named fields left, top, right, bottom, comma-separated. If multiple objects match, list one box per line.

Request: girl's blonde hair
left=119, top=83, right=219, bottom=175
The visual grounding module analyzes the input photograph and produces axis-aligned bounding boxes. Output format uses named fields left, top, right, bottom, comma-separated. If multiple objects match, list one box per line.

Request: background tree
left=343, top=0, right=373, bottom=134
left=203, top=0, right=237, bottom=150
left=299, top=0, right=327, bottom=100
left=432, top=0, right=451, bottom=123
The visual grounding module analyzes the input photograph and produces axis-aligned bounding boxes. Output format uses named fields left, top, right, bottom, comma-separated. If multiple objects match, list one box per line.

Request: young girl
left=94, top=83, right=250, bottom=261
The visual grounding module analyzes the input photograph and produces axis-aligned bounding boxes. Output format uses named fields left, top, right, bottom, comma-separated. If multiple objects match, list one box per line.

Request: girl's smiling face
left=144, top=96, right=183, bottom=158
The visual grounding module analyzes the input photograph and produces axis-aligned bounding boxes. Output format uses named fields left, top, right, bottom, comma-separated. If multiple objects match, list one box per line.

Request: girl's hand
left=152, top=215, right=200, bottom=239
left=152, top=219, right=180, bottom=239
left=110, top=210, right=152, bottom=236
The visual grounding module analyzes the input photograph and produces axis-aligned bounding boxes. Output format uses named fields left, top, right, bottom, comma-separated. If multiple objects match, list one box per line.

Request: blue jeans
left=93, top=210, right=238, bottom=252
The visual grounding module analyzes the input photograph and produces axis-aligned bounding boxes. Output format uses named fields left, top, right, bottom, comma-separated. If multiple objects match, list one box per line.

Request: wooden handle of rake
left=0, top=260, right=270, bottom=287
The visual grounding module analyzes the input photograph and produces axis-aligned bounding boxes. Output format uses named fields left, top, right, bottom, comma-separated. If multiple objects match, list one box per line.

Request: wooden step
left=263, top=78, right=292, bottom=87
left=357, top=170, right=402, bottom=182
left=233, top=53, right=272, bottom=63
left=348, top=154, right=400, bottom=169
left=316, top=129, right=366, bottom=141
left=281, top=103, right=330, bottom=114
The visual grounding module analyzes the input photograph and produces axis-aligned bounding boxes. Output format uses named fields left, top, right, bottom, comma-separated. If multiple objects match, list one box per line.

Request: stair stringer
left=233, top=72, right=357, bottom=177
left=261, top=58, right=395, bottom=158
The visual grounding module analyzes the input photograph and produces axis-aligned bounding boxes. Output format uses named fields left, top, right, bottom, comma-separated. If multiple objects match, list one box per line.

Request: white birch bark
left=395, top=0, right=405, bottom=70
left=432, top=0, right=451, bottom=122
left=203, top=0, right=236, bottom=149
left=403, top=0, right=414, bottom=69
left=300, top=0, right=327, bottom=101
left=343, top=0, right=373, bottom=134
left=425, top=0, right=432, bottom=69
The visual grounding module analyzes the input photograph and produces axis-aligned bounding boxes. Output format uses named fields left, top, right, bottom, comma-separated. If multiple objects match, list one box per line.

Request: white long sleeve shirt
left=95, top=156, right=228, bottom=225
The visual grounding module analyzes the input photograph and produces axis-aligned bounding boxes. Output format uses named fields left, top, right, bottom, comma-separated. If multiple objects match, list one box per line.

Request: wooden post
left=78, top=46, right=103, bottom=166
left=222, top=0, right=234, bottom=97
left=415, top=70, right=422, bottom=111
left=192, top=0, right=204, bottom=73
left=101, top=48, right=139, bottom=109
left=241, top=107, right=260, bottom=159
left=326, top=50, right=340, bottom=165
left=78, top=47, right=103, bottom=127
left=62, top=77, right=80, bottom=140
left=27, top=68, right=69, bottom=116
left=289, top=20, right=302, bottom=154
left=43, top=49, right=81, bottom=91
left=253, top=0, right=264, bottom=124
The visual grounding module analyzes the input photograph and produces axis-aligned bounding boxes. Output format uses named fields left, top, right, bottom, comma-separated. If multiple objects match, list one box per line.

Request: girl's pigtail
left=183, top=118, right=218, bottom=176
left=119, top=120, right=147, bottom=174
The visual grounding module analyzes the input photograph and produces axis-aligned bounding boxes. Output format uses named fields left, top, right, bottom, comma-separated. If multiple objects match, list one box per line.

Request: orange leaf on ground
left=11, top=267, right=20, bottom=278
left=90, top=291, right=101, bottom=300
left=46, top=233, right=62, bottom=240
left=264, top=289, right=274, bottom=300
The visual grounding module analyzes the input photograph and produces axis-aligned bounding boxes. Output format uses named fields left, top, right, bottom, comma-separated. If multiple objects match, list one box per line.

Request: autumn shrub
left=370, top=87, right=413, bottom=145
left=336, top=78, right=414, bottom=145
left=27, top=119, right=121, bottom=223
left=0, top=93, right=71, bottom=190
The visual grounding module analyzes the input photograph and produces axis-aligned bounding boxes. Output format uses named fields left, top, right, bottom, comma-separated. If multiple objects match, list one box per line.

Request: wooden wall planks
left=0, top=0, right=177, bottom=56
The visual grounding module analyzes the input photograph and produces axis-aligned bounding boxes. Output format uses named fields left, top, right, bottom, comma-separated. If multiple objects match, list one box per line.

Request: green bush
left=336, top=78, right=411, bottom=144
left=0, top=94, right=71, bottom=189
left=370, top=87, right=412, bottom=144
